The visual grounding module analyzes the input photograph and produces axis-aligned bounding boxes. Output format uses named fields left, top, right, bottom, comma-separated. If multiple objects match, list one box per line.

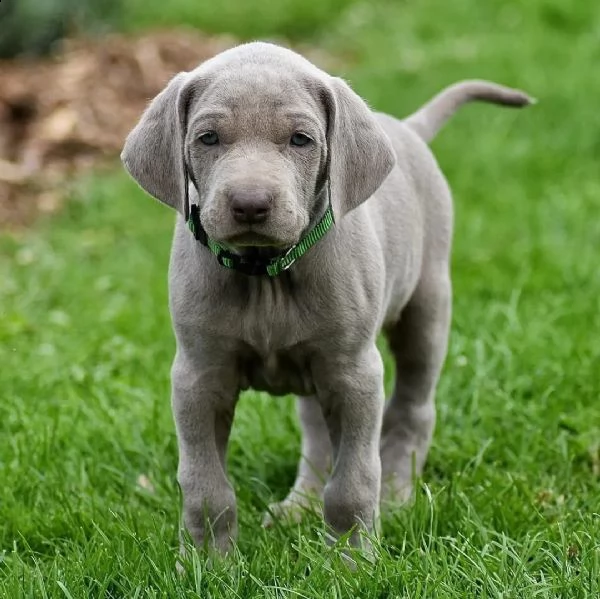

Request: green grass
left=118, top=0, right=360, bottom=41
left=2, top=0, right=600, bottom=596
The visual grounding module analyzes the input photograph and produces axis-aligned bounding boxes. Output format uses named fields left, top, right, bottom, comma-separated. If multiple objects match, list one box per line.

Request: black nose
left=229, top=189, right=272, bottom=224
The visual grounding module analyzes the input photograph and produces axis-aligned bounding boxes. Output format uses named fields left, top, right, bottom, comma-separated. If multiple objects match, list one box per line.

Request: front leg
left=314, top=344, right=384, bottom=546
left=171, top=349, right=239, bottom=555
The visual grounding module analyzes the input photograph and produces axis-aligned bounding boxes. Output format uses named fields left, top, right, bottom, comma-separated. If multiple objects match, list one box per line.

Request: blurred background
left=1, top=0, right=597, bottom=228
left=1, top=0, right=599, bottom=595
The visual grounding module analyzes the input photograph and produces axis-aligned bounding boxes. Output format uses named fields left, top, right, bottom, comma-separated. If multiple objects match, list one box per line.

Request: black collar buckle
left=217, top=250, right=270, bottom=276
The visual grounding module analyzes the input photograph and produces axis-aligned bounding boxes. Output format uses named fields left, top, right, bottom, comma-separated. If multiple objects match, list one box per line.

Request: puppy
left=122, top=41, right=531, bottom=553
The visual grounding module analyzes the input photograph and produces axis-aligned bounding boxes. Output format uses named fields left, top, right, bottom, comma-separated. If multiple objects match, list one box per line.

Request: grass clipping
left=0, top=29, right=236, bottom=228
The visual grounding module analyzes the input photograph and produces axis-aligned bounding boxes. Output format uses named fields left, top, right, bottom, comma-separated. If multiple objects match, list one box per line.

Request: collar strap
left=187, top=201, right=335, bottom=277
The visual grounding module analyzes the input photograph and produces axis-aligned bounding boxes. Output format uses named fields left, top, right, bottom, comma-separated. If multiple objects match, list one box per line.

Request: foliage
left=0, top=0, right=119, bottom=58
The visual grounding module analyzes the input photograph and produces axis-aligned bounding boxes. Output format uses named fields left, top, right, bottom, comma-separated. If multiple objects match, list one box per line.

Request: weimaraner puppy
left=121, top=41, right=531, bottom=554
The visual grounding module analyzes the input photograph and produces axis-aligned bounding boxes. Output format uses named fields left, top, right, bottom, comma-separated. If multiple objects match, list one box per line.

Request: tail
left=404, top=79, right=535, bottom=143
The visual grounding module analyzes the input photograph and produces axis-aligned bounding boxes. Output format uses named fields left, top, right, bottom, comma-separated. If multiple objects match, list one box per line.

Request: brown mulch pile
left=0, top=29, right=240, bottom=228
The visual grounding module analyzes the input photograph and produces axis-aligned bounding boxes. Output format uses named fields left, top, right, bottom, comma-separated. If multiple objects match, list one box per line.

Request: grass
left=118, top=0, right=361, bottom=41
left=1, top=0, right=600, bottom=596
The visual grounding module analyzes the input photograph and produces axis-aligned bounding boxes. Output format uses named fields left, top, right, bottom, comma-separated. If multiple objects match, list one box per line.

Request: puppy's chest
left=207, top=275, right=319, bottom=345
left=215, top=278, right=321, bottom=396
left=239, top=347, right=314, bottom=396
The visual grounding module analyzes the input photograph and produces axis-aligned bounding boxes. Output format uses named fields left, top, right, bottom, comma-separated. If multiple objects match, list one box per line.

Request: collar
left=186, top=200, right=335, bottom=277
left=183, top=165, right=335, bottom=277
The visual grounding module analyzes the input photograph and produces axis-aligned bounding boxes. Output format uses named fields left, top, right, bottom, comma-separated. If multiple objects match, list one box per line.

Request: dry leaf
left=136, top=473, right=156, bottom=494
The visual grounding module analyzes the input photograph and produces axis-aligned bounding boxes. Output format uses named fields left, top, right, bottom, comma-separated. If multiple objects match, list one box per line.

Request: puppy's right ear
left=121, top=72, right=191, bottom=214
left=322, top=77, right=396, bottom=218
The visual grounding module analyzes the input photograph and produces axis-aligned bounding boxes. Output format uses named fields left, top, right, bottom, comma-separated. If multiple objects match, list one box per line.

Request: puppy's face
left=121, top=42, right=395, bottom=247
left=184, top=67, right=328, bottom=249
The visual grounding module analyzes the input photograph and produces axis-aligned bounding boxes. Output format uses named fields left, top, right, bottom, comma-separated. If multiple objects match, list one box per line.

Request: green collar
left=186, top=202, right=335, bottom=277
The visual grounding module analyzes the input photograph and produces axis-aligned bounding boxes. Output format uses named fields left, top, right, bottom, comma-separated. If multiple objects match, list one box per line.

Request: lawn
left=1, top=0, right=599, bottom=597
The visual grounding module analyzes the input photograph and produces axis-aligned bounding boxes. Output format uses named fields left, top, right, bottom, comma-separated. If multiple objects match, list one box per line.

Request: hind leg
left=263, top=396, right=332, bottom=525
left=380, top=272, right=451, bottom=505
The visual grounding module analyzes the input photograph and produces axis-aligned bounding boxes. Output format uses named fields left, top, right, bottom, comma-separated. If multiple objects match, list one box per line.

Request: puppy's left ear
left=324, top=77, right=396, bottom=217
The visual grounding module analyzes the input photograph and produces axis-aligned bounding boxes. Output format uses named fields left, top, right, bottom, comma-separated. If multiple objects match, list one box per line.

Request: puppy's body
left=122, top=42, right=531, bottom=554
left=169, top=120, right=443, bottom=393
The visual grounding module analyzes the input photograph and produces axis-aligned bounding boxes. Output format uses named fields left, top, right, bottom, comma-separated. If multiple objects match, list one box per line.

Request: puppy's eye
left=199, top=131, right=219, bottom=146
left=290, top=132, right=312, bottom=147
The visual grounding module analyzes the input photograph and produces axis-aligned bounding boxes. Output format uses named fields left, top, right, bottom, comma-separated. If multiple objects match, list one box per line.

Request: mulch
left=0, top=29, right=239, bottom=228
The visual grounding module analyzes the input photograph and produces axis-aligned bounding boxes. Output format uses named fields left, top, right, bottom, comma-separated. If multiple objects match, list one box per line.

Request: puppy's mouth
left=224, top=231, right=290, bottom=249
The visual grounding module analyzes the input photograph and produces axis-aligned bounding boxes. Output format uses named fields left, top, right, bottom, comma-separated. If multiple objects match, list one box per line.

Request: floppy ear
left=121, top=72, right=191, bottom=214
left=325, top=77, right=396, bottom=217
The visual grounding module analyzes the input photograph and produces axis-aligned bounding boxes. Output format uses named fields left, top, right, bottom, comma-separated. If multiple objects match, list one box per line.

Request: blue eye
left=199, top=131, right=219, bottom=145
left=290, top=132, right=312, bottom=147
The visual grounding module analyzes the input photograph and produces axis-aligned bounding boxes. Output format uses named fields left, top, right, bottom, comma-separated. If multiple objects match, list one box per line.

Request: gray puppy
left=122, top=42, right=531, bottom=554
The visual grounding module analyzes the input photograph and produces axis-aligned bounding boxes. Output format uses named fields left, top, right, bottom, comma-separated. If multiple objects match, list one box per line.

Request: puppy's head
left=122, top=42, right=395, bottom=249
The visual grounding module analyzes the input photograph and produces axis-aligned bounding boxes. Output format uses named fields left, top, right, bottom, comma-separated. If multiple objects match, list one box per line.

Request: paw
left=380, top=474, right=414, bottom=510
left=262, top=494, right=322, bottom=528
left=176, top=540, right=236, bottom=576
